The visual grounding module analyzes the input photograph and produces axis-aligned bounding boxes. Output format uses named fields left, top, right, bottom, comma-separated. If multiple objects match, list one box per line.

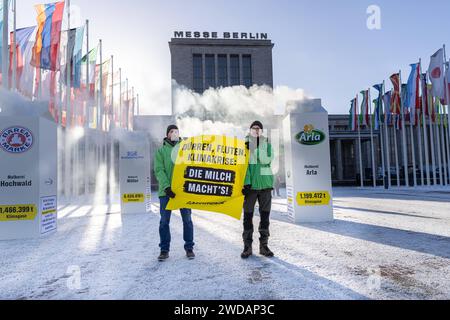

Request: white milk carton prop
left=283, top=99, right=334, bottom=223
left=118, top=131, right=151, bottom=214
left=0, top=96, right=57, bottom=240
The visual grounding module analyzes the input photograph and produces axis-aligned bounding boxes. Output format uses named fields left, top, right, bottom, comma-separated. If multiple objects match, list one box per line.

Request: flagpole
left=85, top=19, right=89, bottom=129
left=66, top=0, right=71, bottom=129
left=435, top=100, right=443, bottom=186
left=439, top=101, right=448, bottom=185
left=419, top=62, right=431, bottom=186
left=119, top=68, right=122, bottom=128
left=84, top=19, right=90, bottom=197
left=393, top=113, right=401, bottom=187
left=131, top=86, right=135, bottom=131
left=422, top=76, right=431, bottom=186
left=409, top=78, right=418, bottom=188
left=99, top=39, right=103, bottom=132
left=368, top=89, right=377, bottom=188
left=110, top=55, right=114, bottom=130
left=357, top=95, right=364, bottom=188
left=2, top=0, right=9, bottom=89
left=443, top=45, right=450, bottom=187
left=126, top=77, right=129, bottom=131
left=383, top=82, right=392, bottom=188
left=399, top=71, right=410, bottom=187
left=12, top=0, right=17, bottom=91
left=137, top=93, right=140, bottom=116
left=416, top=106, right=424, bottom=186
left=379, top=100, right=386, bottom=188
left=428, top=84, right=438, bottom=185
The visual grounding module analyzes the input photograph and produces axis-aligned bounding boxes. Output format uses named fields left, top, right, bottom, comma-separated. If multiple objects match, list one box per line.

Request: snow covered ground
left=1, top=187, right=449, bottom=300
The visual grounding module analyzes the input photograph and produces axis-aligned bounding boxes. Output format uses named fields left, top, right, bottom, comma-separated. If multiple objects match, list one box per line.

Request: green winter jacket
left=244, top=136, right=274, bottom=191
left=154, top=138, right=181, bottom=198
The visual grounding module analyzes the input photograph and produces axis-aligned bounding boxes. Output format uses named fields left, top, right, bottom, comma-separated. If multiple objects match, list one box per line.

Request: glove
left=242, top=185, right=252, bottom=196
left=165, top=187, right=176, bottom=199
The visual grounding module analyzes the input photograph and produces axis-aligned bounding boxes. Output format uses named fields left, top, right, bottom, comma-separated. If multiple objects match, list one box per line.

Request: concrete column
left=239, top=54, right=243, bottom=86
left=336, top=139, right=344, bottom=181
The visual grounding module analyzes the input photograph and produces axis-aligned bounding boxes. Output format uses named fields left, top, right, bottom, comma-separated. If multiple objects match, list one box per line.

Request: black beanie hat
left=250, top=121, right=263, bottom=130
left=166, top=125, right=179, bottom=137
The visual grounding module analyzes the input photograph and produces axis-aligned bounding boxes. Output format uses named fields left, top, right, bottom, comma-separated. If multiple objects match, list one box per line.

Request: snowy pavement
left=1, top=187, right=449, bottom=300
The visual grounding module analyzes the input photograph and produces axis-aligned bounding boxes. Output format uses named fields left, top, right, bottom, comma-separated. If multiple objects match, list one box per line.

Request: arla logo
left=0, top=126, right=34, bottom=154
left=295, top=125, right=326, bottom=146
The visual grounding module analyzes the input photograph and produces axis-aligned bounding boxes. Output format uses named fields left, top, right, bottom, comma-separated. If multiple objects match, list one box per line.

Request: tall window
left=193, top=54, right=203, bottom=93
left=242, top=55, right=252, bottom=88
left=205, top=54, right=216, bottom=90
left=230, top=54, right=240, bottom=86
left=218, top=54, right=228, bottom=88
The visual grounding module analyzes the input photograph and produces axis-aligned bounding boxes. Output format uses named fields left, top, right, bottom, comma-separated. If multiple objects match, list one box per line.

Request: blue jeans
left=159, top=196, right=195, bottom=252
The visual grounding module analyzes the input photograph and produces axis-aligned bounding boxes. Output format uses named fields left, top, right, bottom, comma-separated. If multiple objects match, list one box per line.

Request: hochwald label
left=295, top=125, right=326, bottom=146
left=0, top=126, right=34, bottom=154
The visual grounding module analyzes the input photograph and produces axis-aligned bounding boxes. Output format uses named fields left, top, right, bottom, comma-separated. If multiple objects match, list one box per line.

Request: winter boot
left=259, top=229, right=274, bottom=258
left=158, top=251, right=169, bottom=262
left=241, top=229, right=254, bottom=259
left=241, top=245, right=253, bottom=259
left=186, top=249, right=196, bottom=260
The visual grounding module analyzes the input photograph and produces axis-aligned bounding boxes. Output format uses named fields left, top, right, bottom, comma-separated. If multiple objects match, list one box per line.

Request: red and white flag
left=428, top=48, right=446, bottom=101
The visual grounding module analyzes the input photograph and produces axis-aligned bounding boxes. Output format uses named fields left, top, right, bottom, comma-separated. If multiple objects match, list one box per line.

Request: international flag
left=446, top=60, right=450, bottom=105
left=9, top=26, right=36, bottom=89
left=383, top=91, right=392, bottom=126
left=406, top=63, right=421, bottom=126
left=360, top=90, right=370, bottom=126
left=348, top=98, right=358, bottom=131
left=428, top=84, right=436, bottom=123
left=390, top=73, right=401, bottom=115
left=72, top=26, right=85, bottom=88
left=421, top=73, right=429, bottom=118
left=428, top=48, right=446, bottom=101
left=61, top=28, right=76, bottom=84
left=373, top=83, right=383, bottom=130
left=81, top=46, right=98, bottom=88
left=32, top=1, right=65, bottom=71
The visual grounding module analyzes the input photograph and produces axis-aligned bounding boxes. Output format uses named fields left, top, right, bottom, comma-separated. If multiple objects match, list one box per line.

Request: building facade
left=169, top=37, right=274, bottom=93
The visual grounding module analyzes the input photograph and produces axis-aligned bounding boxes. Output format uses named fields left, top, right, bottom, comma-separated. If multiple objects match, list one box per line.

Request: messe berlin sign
left=173, top=31, right=269, bottom=40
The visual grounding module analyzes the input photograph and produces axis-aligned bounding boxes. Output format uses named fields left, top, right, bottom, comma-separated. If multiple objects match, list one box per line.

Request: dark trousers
left=243, top=189, right=272, bottom=247
left=159, top=196, right=195, bottom=253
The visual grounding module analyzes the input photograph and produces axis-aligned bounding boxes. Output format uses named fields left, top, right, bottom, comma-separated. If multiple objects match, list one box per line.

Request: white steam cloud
left=171, top=82, right=308, bottom=137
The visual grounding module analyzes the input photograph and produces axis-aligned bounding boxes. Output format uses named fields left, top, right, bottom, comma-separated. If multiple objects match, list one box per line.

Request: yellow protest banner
left=166, top=135, right=249, bottom=220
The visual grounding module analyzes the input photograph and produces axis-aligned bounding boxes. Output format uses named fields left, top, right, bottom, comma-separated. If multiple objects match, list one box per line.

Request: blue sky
left=15, top=0, right=450, bottom=114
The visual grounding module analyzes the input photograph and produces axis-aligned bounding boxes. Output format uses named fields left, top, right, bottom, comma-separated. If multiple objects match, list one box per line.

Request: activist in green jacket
left=244, top=135, right=275, bottom=191
left=154, top=137, right=180, bottom=198
left=154, top=125, right=195, bottom=262
left=241, top=121, right=275, bottom=260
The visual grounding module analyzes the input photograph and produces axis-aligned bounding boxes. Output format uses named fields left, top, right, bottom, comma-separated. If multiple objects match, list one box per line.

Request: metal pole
left=399, top=71, right=409, bottom=187
left=357, top=95, right=364, bottom=188
left=137, top=93, right=140, bottom=116
left=12, top=0, right=17, bottom=91
left=383, top=82, right=392, bottom=188
left=435, top=101, right=443, bottom=186
left=439, top=103, right=448, bottom=185
left=110, top=55, right=114, bottom=130
left=393, top=114, right=401, bottom=187
left=119, top=68, right=122, bottom=128
left=84, top=19, right=89, bottom=197
left=429, top=91, right=437, bottom=185
left=126, top=78, right=129, bottom=131
left=368, top=89, right=377, bottom=188
left=420, top=63, right=431, bottom=186
left=409, top=88, right=418, bottom=187
left=99, top=39, right=103, bottom=131
left=2, top=0, right=9, bottom=89
left=443, top=45, right=450, bottom=186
